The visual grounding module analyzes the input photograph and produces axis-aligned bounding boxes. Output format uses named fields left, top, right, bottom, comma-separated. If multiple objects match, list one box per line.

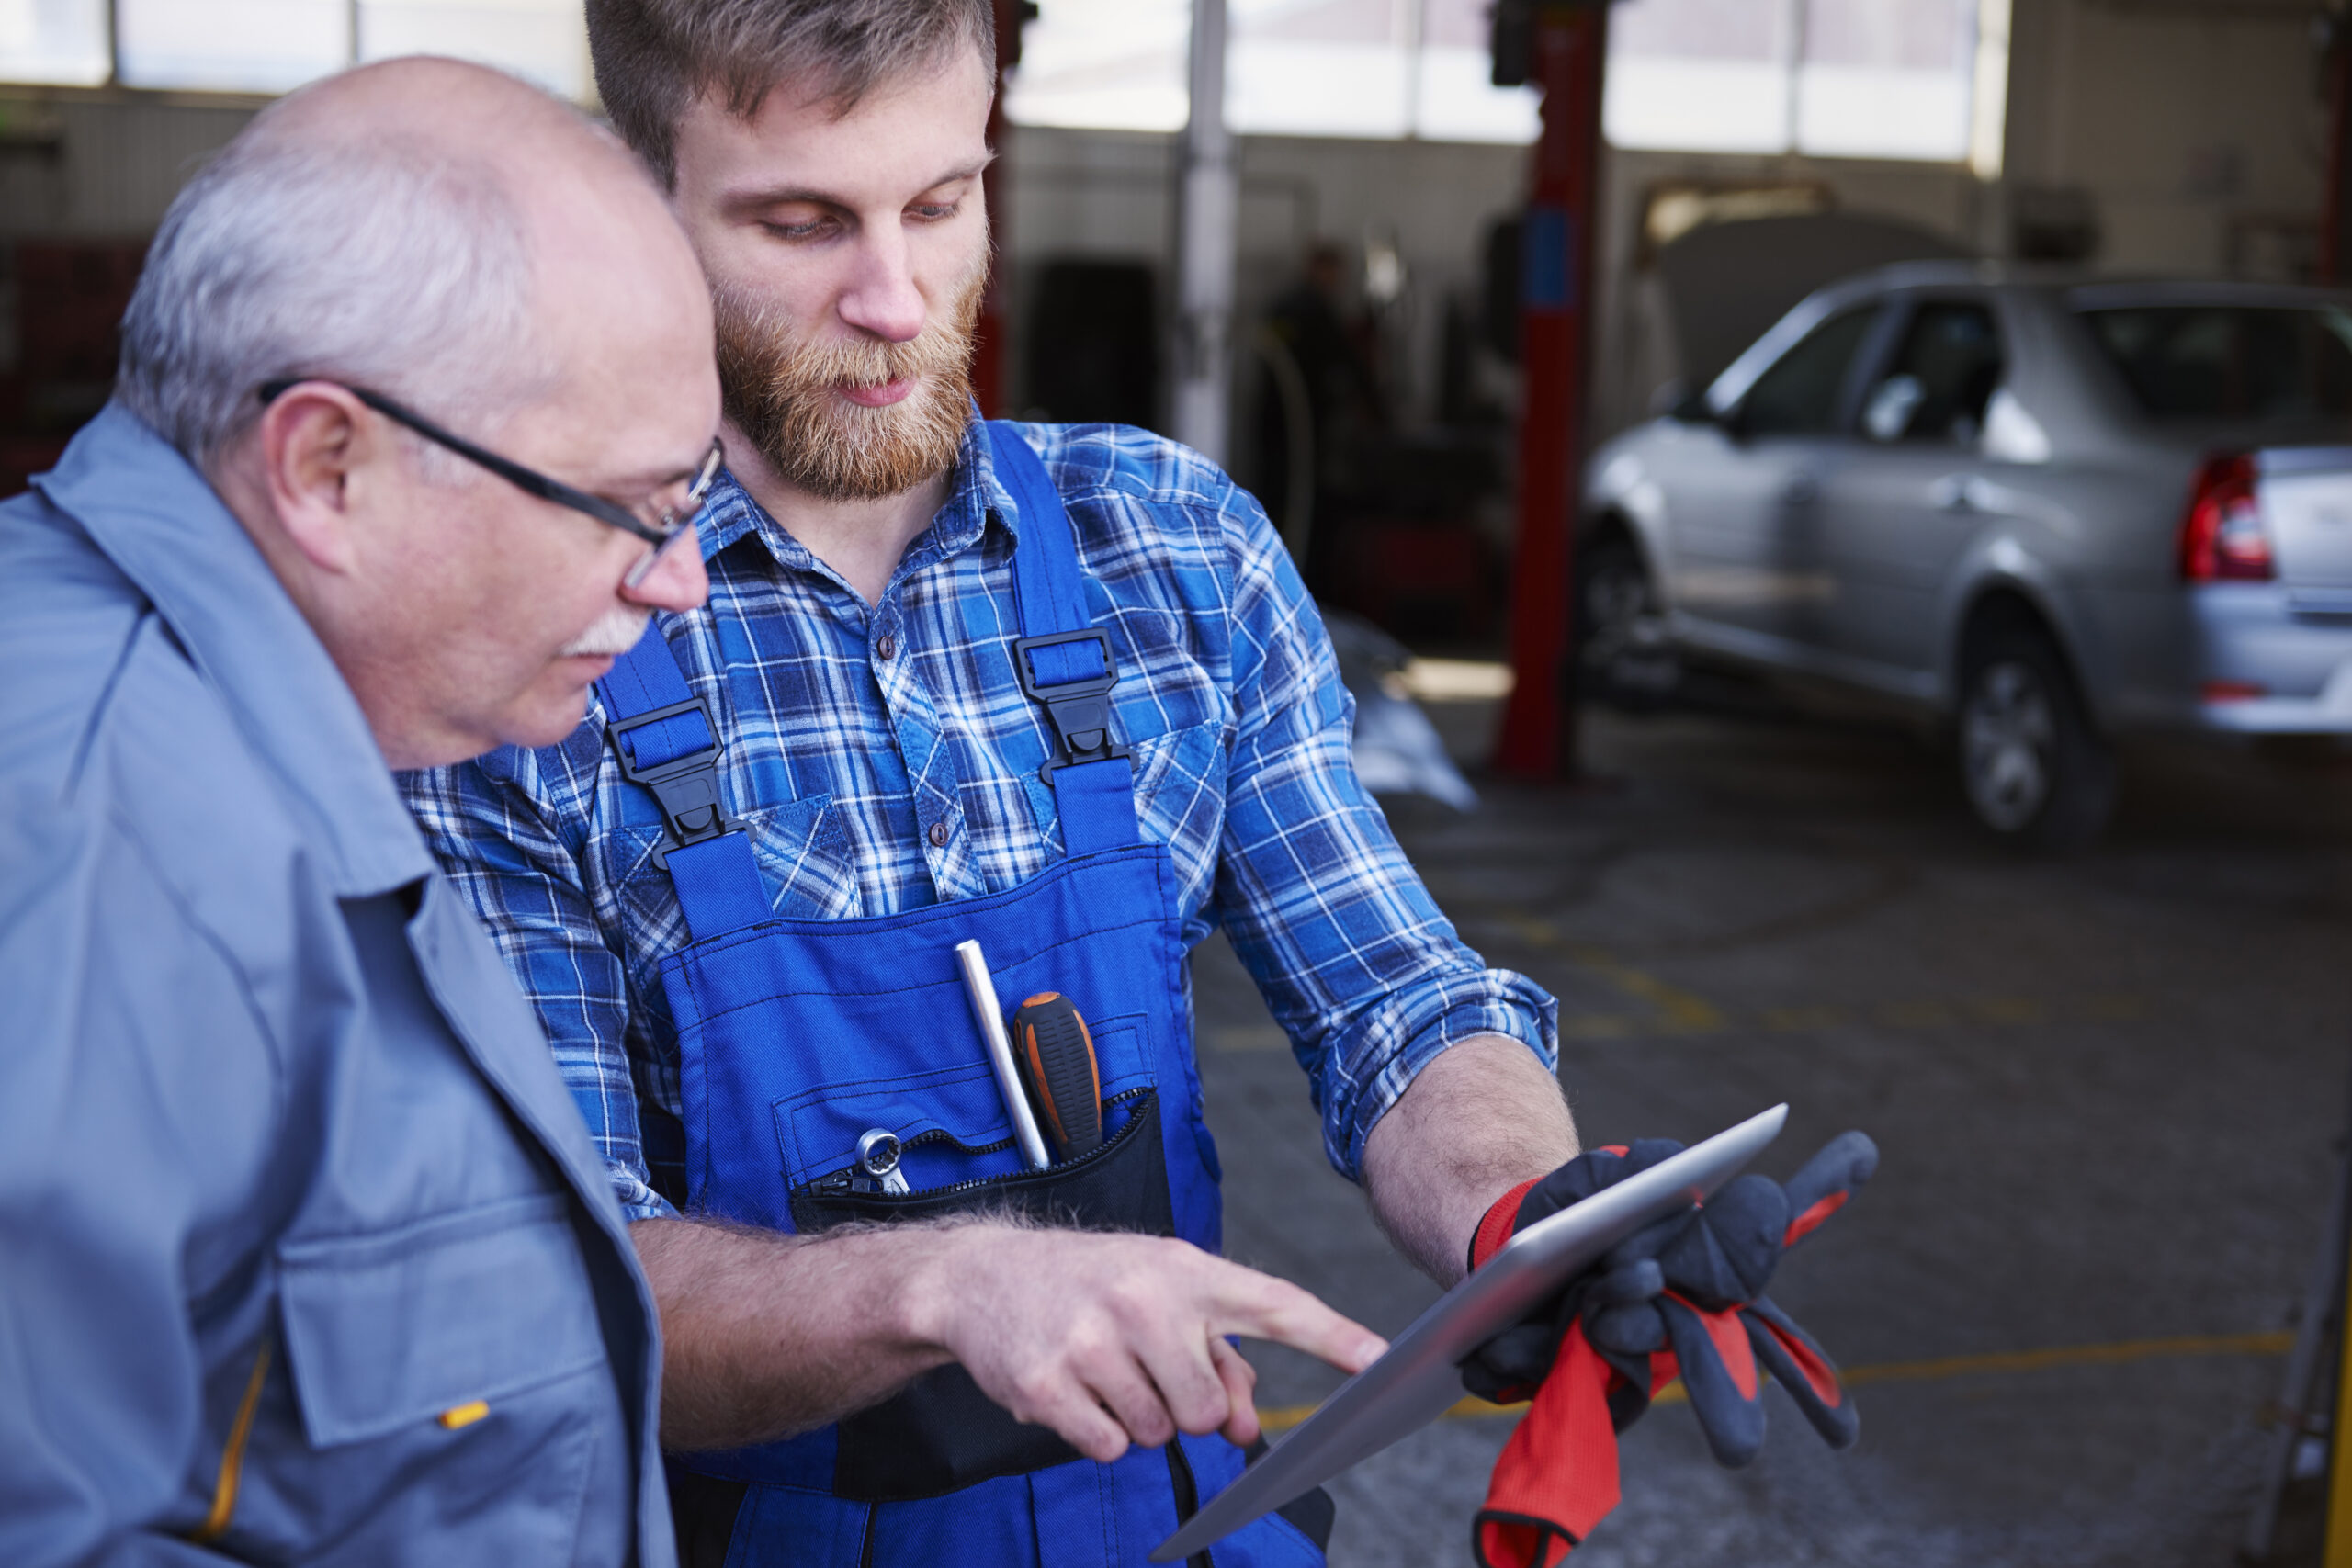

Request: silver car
left=1579, top=262, right=2352, bottom=847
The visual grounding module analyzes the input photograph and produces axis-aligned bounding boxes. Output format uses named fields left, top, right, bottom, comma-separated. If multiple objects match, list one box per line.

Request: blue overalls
left=594, top=423, right=1329, bottom=1568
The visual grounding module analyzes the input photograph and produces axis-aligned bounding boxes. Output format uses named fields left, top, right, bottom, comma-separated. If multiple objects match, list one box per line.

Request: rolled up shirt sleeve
left=1205, top=480, right=1559, bottom=1181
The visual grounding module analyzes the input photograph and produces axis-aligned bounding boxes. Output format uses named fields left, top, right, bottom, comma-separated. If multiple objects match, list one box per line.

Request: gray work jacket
left=0, top=404, right=673, bottom=1566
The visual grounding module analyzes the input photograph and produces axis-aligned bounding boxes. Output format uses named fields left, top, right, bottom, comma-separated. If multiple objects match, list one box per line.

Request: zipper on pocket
left=800, top=1087, right=1153, bottom=1208
left=806, top=1124, right=1014, bottom=1201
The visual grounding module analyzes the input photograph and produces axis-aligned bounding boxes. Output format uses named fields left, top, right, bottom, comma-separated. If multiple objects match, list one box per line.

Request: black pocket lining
left=804, top=1089, right=1180, bottom=1502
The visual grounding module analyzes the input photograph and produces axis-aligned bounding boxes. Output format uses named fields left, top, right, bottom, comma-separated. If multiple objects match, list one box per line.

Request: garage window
left=0, top=0, right=111, bottom=85
left=1005, top=0, right=1542, bottom=142
left=0, top=0, right=590, bottom=99
left=1603, top=0, right=2006, bottom=168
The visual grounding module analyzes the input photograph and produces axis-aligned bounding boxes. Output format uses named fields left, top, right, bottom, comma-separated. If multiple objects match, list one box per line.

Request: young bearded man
left=400, top=4, right=1579, bottom=1564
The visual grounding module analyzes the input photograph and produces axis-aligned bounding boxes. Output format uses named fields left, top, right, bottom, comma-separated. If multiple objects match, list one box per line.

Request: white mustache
left=560, top=605, right=650, bottom=658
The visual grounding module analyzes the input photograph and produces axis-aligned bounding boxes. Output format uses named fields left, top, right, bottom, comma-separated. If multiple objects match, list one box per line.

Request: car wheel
left=1576, top=536, right=1679, bottom=712
left=1957, top=623, right=2116, bottom=851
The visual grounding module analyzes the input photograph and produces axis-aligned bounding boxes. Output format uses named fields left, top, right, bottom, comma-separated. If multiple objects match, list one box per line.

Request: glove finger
left=1467, top=1322, right=1562, bottom=1393
left=1657, top=1293, right=1765, bottom=1469
left=1780, top=1132, right=1879, bottom=1248
left=1462, top=1362, right=1526, bottom=1405
left=1605, top=1350, right=1664, bottom=1434
left=1593, top=1257, right=1664, bottom=1307
left=1743, top=1296, right=1860, bottom=1450
left=1692, top=1174, right=1791, bottom=1298
left=1586, top=1300, right=1666, bottom=1359
left=1606, top=1204, right=1699, bottom=1270
left=1656, top=1207, right=1770, bottom=1312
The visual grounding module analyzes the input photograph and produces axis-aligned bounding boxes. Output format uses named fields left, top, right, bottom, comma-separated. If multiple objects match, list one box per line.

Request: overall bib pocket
left=790, top=1086, right=1176, bottom=1502
left=791, top=1084, right=1171, bottom=1233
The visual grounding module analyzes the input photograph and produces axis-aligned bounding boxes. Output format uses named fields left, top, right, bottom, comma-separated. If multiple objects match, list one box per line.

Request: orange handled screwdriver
left=1012, top=992, right=1103, bottom=1160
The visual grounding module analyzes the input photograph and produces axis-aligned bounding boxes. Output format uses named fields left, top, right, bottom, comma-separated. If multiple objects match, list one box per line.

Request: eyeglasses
left=258, top=378, right=725, bottom=586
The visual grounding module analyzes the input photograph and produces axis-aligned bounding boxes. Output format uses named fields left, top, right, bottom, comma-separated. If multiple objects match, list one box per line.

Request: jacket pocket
left=276, top=1193, right=606, bottom=1449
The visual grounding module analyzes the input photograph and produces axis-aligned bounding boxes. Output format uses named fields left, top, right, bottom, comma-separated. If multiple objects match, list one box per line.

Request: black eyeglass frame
left=258, top=378, right=723, bottom=576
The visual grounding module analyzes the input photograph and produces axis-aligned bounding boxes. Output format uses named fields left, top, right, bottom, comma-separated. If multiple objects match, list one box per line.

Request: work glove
left=1458, top=1132, right=1878, bottom=1568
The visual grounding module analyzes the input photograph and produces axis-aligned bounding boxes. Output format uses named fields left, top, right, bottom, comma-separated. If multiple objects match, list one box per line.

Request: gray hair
left=117, top=125, right=548, bottom=472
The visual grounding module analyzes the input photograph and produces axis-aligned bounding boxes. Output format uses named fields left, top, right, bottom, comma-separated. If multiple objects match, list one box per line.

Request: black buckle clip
left=606, top=698, right=729, bottom=865
left=1013, top=629, right=1132, bottom=783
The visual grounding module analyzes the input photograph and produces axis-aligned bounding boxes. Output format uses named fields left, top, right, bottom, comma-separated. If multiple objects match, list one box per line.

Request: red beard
left=713, top=256, right=986, bottom=502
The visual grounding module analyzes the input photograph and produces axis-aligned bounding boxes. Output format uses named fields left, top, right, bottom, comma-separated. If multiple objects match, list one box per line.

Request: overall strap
left=985, top=423, right=1141, bottom=855
left=594, top=628, right=769, bottom=940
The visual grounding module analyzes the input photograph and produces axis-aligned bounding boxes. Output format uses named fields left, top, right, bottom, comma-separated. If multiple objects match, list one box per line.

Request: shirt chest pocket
left=275, top=1193, right=608, bottom=1449
left=606, top=792, right=856, bottom=928
left=1124, top=719, right=1229, bottom=862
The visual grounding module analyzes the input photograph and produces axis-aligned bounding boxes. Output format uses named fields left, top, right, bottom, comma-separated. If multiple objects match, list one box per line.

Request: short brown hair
left=587, top=0, right=996, bottom=185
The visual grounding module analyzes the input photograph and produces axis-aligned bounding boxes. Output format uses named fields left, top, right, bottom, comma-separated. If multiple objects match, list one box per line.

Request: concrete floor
left=1196, top=688, right=2352, bottom=1567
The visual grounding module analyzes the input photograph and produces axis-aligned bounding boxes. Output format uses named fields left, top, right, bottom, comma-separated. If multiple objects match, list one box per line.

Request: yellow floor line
left=1501, top=917, right=1728, bottom=1034
left=1255, top=1328, right=2295, bottom=1435
left=1480, top=913, right=2155, bottom=1044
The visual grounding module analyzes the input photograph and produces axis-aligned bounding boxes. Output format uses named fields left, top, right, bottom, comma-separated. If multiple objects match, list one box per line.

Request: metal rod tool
left=954, top=939, right=1052, bottom=1171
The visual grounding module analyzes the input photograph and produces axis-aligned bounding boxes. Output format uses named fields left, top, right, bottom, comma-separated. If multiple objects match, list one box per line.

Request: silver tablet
left=1151, top=1104, right=1789, bottom=1562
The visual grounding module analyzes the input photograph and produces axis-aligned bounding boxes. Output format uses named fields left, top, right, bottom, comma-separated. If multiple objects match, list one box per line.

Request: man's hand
left=633, top=1215, right=1384, bottom=1458
left=913, top=1227, right=1385, bottom=1462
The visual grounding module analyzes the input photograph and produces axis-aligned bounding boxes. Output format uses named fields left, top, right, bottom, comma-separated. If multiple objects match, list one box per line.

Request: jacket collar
left=37, top=403, right=435, bottom=897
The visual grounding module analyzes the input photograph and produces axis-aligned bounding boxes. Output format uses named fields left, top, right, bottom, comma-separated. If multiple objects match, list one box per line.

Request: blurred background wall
left=0, top=0, right=2333, bottom=637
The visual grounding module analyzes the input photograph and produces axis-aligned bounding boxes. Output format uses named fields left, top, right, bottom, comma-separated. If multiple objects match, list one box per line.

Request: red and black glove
left=1458, top=1132, right=1877, bottom=1568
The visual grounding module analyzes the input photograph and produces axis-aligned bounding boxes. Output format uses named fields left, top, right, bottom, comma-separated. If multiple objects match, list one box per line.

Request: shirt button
left=876, top=633, right=897, bottom=661
left=929, top=820, right=951, bottom=848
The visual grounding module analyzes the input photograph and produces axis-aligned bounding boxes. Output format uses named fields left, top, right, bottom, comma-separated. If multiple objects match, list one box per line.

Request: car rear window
left=2078, top=305, right=2352, bottom=422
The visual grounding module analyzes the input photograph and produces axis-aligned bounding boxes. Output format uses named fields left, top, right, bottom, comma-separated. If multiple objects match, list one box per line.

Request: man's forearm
left=632, top=1214, right=958, bottom=1450
left=1359, top=1034, right=1579, bottom=1286
left=635, top=1211, right=1387, bottom=1461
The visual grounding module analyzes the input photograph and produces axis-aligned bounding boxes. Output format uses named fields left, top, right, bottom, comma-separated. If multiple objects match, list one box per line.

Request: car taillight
left=2178, top=453, right=2273, bottom=581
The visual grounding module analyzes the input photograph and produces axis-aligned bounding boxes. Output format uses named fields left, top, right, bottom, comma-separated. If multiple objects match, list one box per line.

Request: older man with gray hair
left=0, top=57, right=717, bottom=1564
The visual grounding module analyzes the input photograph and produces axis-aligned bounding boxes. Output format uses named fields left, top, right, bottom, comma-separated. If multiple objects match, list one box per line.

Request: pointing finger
left=1204, top=1264, right=1385, bottom=1373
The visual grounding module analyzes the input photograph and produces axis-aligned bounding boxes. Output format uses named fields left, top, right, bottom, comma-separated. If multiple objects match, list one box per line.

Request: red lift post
left=1490, top=2, right=1610, bottom=779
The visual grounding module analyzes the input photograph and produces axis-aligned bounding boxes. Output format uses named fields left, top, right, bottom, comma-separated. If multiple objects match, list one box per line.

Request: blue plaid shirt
left=400, top=419, right=1556, bottom=1221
